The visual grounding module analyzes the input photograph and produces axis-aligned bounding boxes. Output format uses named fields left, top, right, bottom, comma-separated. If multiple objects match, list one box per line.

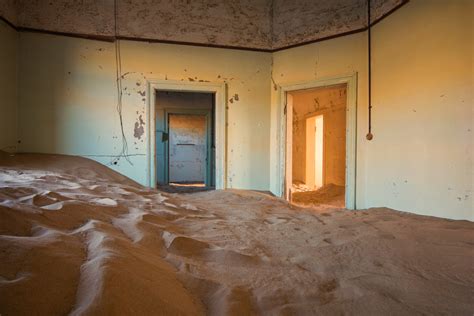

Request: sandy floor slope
left=0, top=152, right=473, bottom=315
left=292, top=183, right=345, bottom=208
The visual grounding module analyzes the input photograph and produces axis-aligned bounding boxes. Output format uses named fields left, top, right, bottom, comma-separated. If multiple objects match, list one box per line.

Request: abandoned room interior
left=0, top=0, right=472, bottom=315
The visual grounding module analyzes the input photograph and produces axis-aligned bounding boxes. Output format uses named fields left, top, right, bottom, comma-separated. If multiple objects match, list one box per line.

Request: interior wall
left=168, top=114, right=207, bottom=183
left=9, top=0, right=473, bottom=220
left=368, top=0, right=473, bottom=220
left=0, top=21, right=18, bottom=152
left=271, top=0, right=473, bottom=220
left=290, top=85, right=347, bottom=186
left=18, top=33, right=271, bottom=190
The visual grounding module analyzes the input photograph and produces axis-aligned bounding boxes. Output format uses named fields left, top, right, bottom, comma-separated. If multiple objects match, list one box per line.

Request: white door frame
left=277, top=73, right=358, bottom=209
left=146, top=80, right=227, bottom=189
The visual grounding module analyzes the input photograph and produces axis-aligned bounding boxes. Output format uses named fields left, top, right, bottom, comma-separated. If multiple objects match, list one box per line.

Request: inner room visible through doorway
left=290, top=84, right=347, bottom=208
left=155, top=91, right=215, bottom=193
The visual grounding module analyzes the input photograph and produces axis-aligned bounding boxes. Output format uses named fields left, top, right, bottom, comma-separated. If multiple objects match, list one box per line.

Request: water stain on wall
left=134, top=115, right=145, bottom=139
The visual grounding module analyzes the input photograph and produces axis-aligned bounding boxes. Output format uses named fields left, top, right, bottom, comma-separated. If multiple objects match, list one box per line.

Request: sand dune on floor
left=292, top=183, right=345, bottom=208
left=0, top=152, right=473, bottom=315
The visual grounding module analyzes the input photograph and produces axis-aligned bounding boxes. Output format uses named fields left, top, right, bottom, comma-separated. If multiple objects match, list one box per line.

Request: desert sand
left=292, top=183, right=345, bottom=208
left=0, top=152, right=473, bottom=315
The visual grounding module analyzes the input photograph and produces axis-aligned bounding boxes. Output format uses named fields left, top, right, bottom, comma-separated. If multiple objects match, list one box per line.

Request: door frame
left=164, top=109, right=213, bottom=186
left=277, top=73, right=358, bottom=209
left=146, top=80, right=227, bottom=189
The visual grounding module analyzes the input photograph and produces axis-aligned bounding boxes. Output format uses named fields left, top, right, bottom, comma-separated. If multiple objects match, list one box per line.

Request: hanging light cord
left=112, top=0, right=132, bottom=165
left=366, top=0, right=373, bottom=141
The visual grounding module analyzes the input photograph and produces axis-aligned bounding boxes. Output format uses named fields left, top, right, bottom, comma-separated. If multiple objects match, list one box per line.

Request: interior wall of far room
left=0, top=20, right=18, bottom=152
left=271, top=0, right=473, bottom=221
left=168, top=114, right=208, bottom=184
left=155, top=91, right=214, bottom=185
left=290, top=85, right=347, bottom=187
left=17, top=33, right=272, bottom=190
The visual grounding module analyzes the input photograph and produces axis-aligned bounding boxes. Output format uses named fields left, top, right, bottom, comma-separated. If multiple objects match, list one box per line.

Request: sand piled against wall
left=0, top=152, right=473, bottom=315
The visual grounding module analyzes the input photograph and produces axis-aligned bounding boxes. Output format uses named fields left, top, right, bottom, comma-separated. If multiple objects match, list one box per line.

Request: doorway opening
left=155, top=91, right=215, bottom=193
left=288, top=84, right=348, bottom=208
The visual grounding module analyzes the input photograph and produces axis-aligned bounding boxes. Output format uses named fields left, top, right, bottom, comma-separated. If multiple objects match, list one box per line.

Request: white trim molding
left=276, top=73, right=358, bottom=209
left=146, top=80, right=227, bottom=190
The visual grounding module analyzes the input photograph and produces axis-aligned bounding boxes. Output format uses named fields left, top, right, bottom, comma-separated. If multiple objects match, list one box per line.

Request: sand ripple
left=0, top=153, right=473, bottom=315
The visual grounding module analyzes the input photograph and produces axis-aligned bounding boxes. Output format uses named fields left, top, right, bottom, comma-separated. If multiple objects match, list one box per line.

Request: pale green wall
left=18, top=33, right=272, bottom=190
left=0, top=21, right=18, bottom=152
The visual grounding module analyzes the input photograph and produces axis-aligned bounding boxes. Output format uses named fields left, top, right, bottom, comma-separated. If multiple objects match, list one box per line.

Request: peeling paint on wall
left=272, top=0, right=405, bottom=49
left=118, top=0, right=272, bottom=50
left=270, top=0, right=473, bottom=220
left=134, top=115, right=145, bottom=140
left=0, top=0, right=17, bottom=24
left=17, top=0, right=114, bottom=36
left=4, top=0, right=404, bottom=50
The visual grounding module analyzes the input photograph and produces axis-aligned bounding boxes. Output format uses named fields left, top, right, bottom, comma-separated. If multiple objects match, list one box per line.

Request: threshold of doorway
left=158, top=182, right=214, bottom=194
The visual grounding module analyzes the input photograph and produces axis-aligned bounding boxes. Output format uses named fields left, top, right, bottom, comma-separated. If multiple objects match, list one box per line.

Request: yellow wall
left=368, top=0, right=473, bottom=220
left=290, top=85, right=347, bottom=187
left=271, top=0, right=473, bottom=220
left=270, top=31, right=368, bottom=204
left=0, top=21, right=18, bottom=152
left=18, top=34, right=272, bottom=190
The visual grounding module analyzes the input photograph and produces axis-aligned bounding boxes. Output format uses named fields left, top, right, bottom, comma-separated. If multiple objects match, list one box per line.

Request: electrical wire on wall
left=112, top=0, right=133, bottom=165
left=366, top=0, right=374, bottom=141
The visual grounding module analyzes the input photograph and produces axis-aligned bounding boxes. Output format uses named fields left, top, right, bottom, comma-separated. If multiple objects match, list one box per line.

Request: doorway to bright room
left=289, top=84, right=347, bottom=208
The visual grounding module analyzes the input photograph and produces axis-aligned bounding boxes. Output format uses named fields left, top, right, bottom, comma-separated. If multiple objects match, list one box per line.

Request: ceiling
left=0, top=0, right=407, bottom=51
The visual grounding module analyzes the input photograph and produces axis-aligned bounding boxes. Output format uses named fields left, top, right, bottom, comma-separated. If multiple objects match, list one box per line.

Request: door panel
left=168, top=114, right=207, bottom=183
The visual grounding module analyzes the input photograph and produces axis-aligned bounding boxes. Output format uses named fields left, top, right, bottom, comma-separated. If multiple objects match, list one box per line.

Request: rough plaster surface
left=271, top=0, right=473, bottom=220
left=291, top=85, right=347, bottom=187
left=18, top=34, right=272, bottom=191
left=0, top=0, right=17, bottom=24
left=272, top=0, right=405, bottom=49
left=5, top=0, right=472, bottom=220
left=118, top=0, right=272, bottom=49
left=17, top=0, right=114, bottom=36
left=3, top=0, right=404, bottom=50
